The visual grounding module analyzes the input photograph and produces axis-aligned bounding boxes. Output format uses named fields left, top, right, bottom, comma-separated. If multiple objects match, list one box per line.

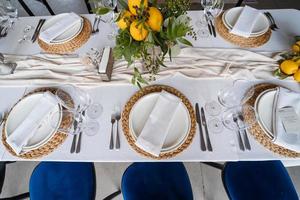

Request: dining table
left=0, top=9, right=300, bottom=167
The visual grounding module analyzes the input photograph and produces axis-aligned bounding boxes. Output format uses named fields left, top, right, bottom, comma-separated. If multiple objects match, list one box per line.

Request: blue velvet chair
left=121, top=162, right=193, bottom=200
left=0, top=162, right=97, bottom=200
left=204, top=161, right=299, bottom=200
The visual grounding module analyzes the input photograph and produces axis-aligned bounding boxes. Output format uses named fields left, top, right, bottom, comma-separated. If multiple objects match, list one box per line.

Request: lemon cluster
left=280, top=60, right=300, bottom=82
left=116, top=0, right=163, bottom=41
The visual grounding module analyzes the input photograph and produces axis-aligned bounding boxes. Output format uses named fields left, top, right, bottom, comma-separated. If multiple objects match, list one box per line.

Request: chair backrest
left=17, top=0, right=92, bottom=16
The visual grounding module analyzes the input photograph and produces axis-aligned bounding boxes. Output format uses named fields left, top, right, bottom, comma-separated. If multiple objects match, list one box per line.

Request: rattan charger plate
left=122, top=85, right=197, bottom=159
left=244, top=83, right=300, bottom=158
left=215, top=12, right=272, bottom=48
left=2, top=87, right=74, bottom=159
left=38, top=17, right=91, bottom=54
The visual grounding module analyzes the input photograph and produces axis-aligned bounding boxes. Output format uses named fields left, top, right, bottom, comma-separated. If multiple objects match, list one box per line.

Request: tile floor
left=0, top=162, right=299, bottom=199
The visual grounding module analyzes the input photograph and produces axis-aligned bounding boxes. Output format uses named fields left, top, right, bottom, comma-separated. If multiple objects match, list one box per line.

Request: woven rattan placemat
left=121, top=85, right=196, bottom=159
left=244, top=83, right=300, bottom=158
left=2, top=87, right=74, bottom=159
left=38, top=17, right=91, bottom=54
left=215, top=12, right=271, bottom=48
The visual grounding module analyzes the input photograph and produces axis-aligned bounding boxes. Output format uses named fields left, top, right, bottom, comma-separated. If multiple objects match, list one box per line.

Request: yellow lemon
left=128, top=0, right=148, bottom=15
left=294, top=69, right=300, bottom=82
left=117, top=10, right=133, bottom=30
left=280, top=60, right=299, bottom=75
left=130, top=21, right=148, bottom=41
left=146, top=7, right=163, bottom=32
left=292, top=41, right=300, bottom=53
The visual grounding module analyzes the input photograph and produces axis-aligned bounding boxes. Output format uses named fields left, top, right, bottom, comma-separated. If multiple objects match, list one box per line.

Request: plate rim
left=254, top=88, right=277, bottom=139
left=4, top=92, right=62, bottom=151
left=128, top=92, right=191, bottom=153
left=39, top=13, right=84, bottom=44
left=223, top=7, right=269, bottom=36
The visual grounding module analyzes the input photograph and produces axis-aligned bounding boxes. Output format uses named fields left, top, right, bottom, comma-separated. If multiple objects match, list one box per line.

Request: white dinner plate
left=39, top=13, right=83, bottom=44
left=5, top=92, right=62, bottom=151
left=129, top=92, right=191, bottom=153
left=254, top=88, right=277, bottom=139
left=223, top=7, right=269, bottom=37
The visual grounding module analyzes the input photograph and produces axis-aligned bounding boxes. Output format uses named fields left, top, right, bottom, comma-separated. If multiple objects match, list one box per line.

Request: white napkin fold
left=230, top=6, right=260, bottom=38
left=6, top=92, right=58, bottom=155
left=135, top=91, right=182, bottom=157
left=272, top=87, right=300, bottom=153
left=39, top=12, right=82, bottom=43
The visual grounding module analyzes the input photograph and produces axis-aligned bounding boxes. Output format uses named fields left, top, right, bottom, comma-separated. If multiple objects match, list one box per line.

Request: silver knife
left=196, top=103, right=206, bottom=151
left=201, top=107, right=213, bottom=151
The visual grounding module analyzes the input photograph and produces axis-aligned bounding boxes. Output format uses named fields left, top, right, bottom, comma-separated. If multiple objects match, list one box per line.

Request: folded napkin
left=272, top=87, right=300, bottom=153
left=6, top=92, right=58, bottom=154
left=135, top=91, right=182, bottom=157
left=39, top=12, right=82, bottom=43
left=230, top=6, right=260, bottom=38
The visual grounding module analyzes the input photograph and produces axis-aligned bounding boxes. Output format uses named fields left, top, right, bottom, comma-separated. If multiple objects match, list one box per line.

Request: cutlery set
left=264, top=12, right=279, bottom=31
left=196, top=103, right=252, bottom=152
left=31, top=19, right=46, bottom=43
left=92, top=16, right=103, bottom=34
left=195, top=103, right=213, bottom=151
left=109, top=108, right=121, bottom=150
left=70, top=108, right=85, bottom=154
left=205, top=12, right=216, bottom=37
left=233, top=113, right=251, bottom=151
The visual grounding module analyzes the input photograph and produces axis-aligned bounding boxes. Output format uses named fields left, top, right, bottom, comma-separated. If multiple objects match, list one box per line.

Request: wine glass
left=0, top=0, right=18, bottom=27
left=201, top=0, right=224, bottom=18
left=18, top=25, right=33, bottom=43
left=222, top=104, right=257, bottom=131
left=95, top=0, right=118, bottom=40
left=218, top=79, right=255, bottom=108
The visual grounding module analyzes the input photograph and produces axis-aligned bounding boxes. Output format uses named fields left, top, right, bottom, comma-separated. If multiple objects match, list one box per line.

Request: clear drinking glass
left=218, top=79, right=255, bottom=108
left=0, top=0, right=17, bottom=27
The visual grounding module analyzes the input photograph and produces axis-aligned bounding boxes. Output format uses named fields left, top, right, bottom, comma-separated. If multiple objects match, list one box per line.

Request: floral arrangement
left=275, top=36, right=300, bottom=82
left=102, top=0, right=196, bottom=87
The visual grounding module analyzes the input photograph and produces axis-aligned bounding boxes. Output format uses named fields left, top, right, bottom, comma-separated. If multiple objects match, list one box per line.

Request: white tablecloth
left=0, top=10, right=300, bottom=165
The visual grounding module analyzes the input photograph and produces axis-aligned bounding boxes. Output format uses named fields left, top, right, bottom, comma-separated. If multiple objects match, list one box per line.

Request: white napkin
left=6, top=92, right=58, bottom=155
left=272, top=87, right=300, bottom=153
left=230, top=6, right=260, bottom=38
left=135, top=91, right=182, bottom=157
left=39, top=12, right=82, bottom=43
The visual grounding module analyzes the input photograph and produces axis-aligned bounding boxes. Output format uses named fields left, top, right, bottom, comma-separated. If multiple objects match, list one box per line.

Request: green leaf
left=177, top=37, right=192, bottom=46
left=156, top=57, right=167, bottom=68
left=295, top=36, right=300, bottom=41
left=118, top=0, right=128, bottom=9
left=94, top=7, right=111, bottom=15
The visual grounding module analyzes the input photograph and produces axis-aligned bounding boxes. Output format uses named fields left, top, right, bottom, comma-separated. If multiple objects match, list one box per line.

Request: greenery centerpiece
left=274, top=36, right=300, bottom=82
left=96, top=0, right=196, bottom=87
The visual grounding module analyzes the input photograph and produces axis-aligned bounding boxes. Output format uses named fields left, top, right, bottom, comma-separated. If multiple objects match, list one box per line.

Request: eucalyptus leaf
left=118, top=0, right=129, bottom=9
left=95, top=7, right=111, bottom=15
left=177, top=37, right=192, bottom=46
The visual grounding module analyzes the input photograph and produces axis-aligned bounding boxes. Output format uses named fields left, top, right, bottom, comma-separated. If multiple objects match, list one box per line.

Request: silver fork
left=115, top=109, right=121, bottom=150
left=233, top=116, right=245, bottom=151
left=109, top=114, right=116, bottom=149
left=238, top=114, right=251, bottom=150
